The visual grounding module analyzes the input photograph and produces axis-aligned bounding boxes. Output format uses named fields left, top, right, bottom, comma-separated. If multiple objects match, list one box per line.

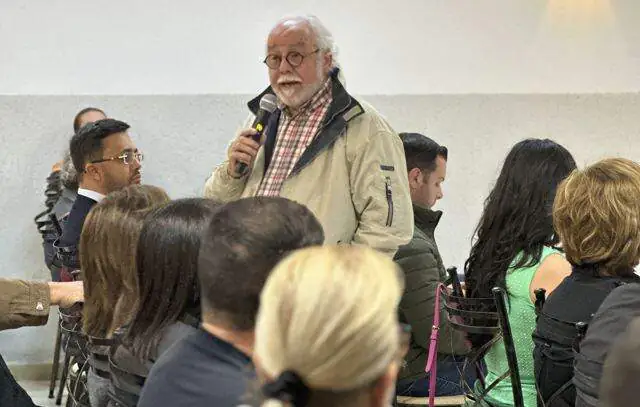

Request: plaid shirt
left=256, top=79, right=333, bottom=197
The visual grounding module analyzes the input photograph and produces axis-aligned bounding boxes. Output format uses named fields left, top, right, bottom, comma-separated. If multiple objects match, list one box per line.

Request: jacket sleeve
left=0, top=279, right=50, bottom=331
left=347, top=124, right=413, bottom=258
left=203, top=115, right=255, bottom=201
left=203, top=161, right=250, bottom=202
left=396, top=244, right=469, bottom=356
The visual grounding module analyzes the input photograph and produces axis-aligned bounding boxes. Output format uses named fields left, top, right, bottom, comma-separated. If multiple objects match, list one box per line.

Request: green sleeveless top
left=483, top=246, right=562, bottom=407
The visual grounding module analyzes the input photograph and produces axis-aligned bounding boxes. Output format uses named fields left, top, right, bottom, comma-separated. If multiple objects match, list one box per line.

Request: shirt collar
left=77, top=188, right=106, bottom=202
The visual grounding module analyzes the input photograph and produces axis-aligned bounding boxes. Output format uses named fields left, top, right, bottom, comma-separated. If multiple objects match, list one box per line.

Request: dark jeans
left=396, top=355, right=478, bottom=397
left=0, top=353, right=37, bottom=407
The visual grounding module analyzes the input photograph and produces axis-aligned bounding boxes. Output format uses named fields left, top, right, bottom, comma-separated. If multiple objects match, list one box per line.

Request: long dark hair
left=464, top=139, right=576, bottom=306
left=126, top=198, right=220, bottom=360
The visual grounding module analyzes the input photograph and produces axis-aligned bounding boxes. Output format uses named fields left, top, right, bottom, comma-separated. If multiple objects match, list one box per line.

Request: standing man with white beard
left=204, top=15, right=413, bottom=257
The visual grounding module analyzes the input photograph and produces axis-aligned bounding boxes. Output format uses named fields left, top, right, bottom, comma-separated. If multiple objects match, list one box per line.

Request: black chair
left=107, top=334, right=146, bottom=407
left=88, top=336, right=113, bottom=381
left=57, top=303, right=90, bottom=407
left=442, top=272, right=524, bottom=407
left=47, top=213, right=65, bottom=399
left=532, top=289, right=589, bottom=407
left=396, top=269, right=523, bottom=407
left=48, top=322, right=63, bottom=398
left=395, top=267, right=468, bottom=407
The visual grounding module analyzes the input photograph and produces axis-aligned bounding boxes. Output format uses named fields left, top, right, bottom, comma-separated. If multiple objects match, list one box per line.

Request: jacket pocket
left=381, top=165, right=394, bottom=227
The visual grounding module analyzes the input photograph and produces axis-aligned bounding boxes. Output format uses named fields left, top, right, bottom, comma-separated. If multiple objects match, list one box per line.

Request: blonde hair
left=81, top=184, right=169, bottom=338
left=254, top=245, right=404, bottom=406
left=553, top=157, right=640, bottom=275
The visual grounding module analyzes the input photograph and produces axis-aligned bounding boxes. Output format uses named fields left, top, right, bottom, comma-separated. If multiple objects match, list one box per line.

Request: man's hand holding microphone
left=227, top=94, right=278, bottom=178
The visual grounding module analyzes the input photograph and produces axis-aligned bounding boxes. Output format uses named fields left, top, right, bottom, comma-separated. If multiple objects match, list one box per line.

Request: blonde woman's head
left=553, top=157, right=640, bottom=276
left=254, top=245, right=405, bottom=407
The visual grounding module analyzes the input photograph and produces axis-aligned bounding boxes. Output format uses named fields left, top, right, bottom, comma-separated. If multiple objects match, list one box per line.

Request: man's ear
left=407, top=167, right=422, bottom=189
left=83, top=163, right=99, bottom=181
left=323, top=51, right=333, bottom=73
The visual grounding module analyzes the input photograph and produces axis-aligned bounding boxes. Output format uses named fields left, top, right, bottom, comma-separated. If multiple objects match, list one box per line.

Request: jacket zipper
left=385, top=176, right=394, bottom=227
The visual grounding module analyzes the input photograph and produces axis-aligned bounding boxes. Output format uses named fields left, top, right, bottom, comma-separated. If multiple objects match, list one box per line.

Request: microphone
left=235, top=94, right=278, bottom=176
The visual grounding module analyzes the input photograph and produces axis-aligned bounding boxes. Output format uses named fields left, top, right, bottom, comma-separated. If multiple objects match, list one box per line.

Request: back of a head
left=73, top=107, right=106, bottom=133
left=127, top=198, right=220, bottom=360
left=255, top=245, right=404, bottom=407
left=69, top=118, right=130, bottom=179
left=553, top=157, right=640, bottom=277
left=399, top=132, right=448, bottom=172
left=81, top=184, right=170, bottom=337
left=465, top=138, right=576, bottom=296
left=600, top=317, right=640, bottom=407
left=198, top=196, right=324, bottom=332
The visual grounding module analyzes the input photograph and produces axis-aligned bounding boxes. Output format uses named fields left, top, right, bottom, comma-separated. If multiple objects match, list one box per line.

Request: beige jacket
left=204, top=75, right=413, bottom=257
left=0, top=279, right=50, bottom=331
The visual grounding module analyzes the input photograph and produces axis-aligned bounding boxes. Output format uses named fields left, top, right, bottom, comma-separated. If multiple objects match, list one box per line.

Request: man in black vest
left=54, top=119, right=143, bottom=275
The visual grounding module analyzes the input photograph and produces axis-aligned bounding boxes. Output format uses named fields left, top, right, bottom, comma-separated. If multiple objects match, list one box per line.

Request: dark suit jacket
left=58, top=194, right=97, bottom=248
left=53, top=194, right=98, bottom=273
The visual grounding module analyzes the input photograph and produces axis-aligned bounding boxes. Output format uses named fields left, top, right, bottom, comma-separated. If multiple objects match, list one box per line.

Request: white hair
left=271, top=14, right=345, bottom=85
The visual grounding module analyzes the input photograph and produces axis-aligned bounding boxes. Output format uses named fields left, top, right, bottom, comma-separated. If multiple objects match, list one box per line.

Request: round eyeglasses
left=263, top=49, right=320, bottom=69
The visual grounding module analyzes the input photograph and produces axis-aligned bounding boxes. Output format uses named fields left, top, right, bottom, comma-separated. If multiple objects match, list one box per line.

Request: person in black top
left=138, top=197, right=325, bottom=407
left=108, top=198, right=221, bottom=406
left=532, top=158, right=640, bottom=407
left=54, top=118, right=143, bottom=273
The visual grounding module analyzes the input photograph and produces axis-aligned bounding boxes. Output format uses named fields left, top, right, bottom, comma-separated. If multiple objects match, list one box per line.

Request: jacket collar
left=247, top=67, right=362, bottom=123
left=248, top=68, right=365, bottom=177
left=413, top=204, right=442, bottom=234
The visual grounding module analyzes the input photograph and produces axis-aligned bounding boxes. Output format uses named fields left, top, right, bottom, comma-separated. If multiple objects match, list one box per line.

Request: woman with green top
left=464, top=138, right=576, bottom=407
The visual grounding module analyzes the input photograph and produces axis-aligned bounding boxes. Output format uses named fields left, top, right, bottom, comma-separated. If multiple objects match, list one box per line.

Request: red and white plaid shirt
left=256, top=79, right=333, bottom=197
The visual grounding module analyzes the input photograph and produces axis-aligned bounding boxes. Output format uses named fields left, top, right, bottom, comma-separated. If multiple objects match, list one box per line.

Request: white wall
left=1, top=0, right=639, bottom=95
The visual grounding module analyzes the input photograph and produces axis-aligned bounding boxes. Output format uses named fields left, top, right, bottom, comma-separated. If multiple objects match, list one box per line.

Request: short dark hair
left=73, top=107, right=106, bottom=133
left=399, top=132, right=448, bottom=173
left=69, top=118, right=130, bottom=177
left=127, top=198, right=220, bottom=361
left=198, top=197, right=324, bottom=331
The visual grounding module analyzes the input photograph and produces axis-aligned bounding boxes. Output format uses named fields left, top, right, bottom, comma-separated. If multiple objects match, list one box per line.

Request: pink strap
left=425, top=283, right=446, bottom=407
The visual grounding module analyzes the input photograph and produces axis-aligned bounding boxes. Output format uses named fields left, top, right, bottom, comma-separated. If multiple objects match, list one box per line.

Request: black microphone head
left=260, top=94, right=278, bottom=113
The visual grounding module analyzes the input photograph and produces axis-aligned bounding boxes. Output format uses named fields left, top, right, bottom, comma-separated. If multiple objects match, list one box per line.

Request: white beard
left=274, top=80, right=323, bottom=110
left=273, top=61, right=326, bottom=110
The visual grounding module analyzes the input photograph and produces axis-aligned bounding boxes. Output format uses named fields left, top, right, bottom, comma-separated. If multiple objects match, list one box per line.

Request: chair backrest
left=442, top=286, right=525, bottom=407
left=107, top=331, right=146, bottom=407
left=532, top=288, right=590, bottom=407
left=534, top=288, right=546, bottom=315
left=88, top=336, right=113, bottom=380
left=59, top=303, right=88, bottom=359
left=446, top=267, right=464, bottom=298
left=59, top=303, right=91, bottom=407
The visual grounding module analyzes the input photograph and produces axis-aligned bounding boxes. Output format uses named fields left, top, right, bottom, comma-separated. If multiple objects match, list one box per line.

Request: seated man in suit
left=54, top=118, right=143, bottom=274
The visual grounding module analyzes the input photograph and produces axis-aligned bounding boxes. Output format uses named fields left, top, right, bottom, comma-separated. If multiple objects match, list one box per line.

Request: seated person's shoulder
left=140, top=331, right=252, bottom=407
left=395, top=233, right=432, bottom=258
left=594, top=282, right=640, bottom=318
